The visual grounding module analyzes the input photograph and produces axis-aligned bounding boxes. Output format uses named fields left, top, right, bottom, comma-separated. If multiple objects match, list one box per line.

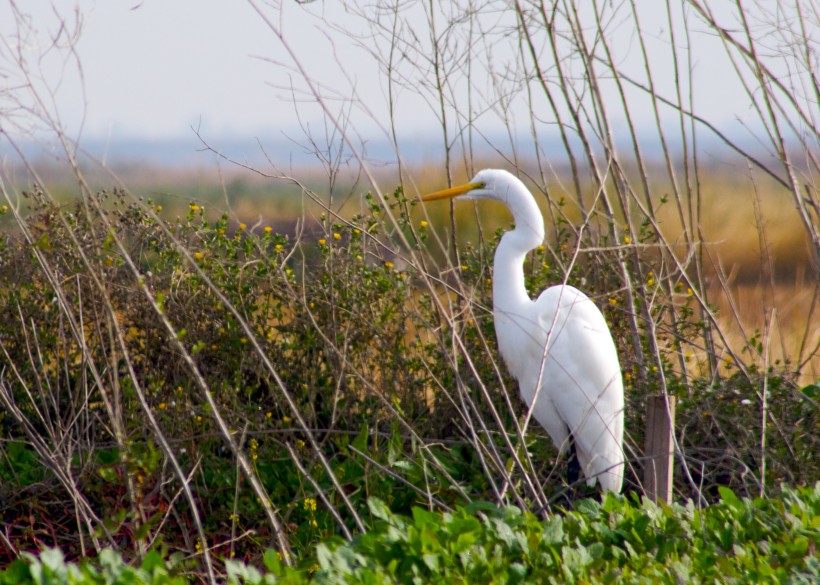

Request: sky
left=0, top=1, right=800, bottom=166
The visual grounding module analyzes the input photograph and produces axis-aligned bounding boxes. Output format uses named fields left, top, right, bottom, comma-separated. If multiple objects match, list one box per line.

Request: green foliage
left=300, top=484, right=820, bottom=584
left=0, top=184, right=816, bottom=571
left=4, top=484, right=817, bottom=584
left=0, top=549, right=186, bottom=585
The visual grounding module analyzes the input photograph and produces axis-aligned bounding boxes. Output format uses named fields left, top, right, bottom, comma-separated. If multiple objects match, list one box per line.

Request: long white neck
left=492, top=190, right=545, bottom=312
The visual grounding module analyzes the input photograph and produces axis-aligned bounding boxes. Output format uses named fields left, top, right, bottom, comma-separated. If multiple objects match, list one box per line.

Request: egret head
left=422, top=168, right=545, bottom=247
left=421, top=169, right=520, bottom=205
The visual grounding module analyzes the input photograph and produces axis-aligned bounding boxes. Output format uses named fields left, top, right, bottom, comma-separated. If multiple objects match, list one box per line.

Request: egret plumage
left=423, top=169, right=625, bottom=492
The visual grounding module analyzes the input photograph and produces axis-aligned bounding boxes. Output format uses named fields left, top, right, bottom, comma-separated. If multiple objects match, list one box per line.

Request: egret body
left=423, top=169, right=625, bottom=492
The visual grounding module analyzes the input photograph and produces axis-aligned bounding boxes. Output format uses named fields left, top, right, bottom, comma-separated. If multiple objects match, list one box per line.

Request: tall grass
left=0, top=0, right=817, bottom=579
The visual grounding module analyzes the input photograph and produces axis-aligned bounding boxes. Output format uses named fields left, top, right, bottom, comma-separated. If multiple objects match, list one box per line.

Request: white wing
left=529, top=285, right=624, bottom=492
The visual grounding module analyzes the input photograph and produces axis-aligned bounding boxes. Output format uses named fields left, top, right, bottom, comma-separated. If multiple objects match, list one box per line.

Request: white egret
left=423, top=169, right=624, bottom=492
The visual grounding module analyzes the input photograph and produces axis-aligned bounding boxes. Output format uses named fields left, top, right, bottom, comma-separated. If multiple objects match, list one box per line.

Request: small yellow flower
left=651, top=366, right=659, bottom=372
left=687, top=287, right=694, bottom=296
left=303, top=497, right=317, bottom=512
left=194, top=252, right=204, bottom=260
left=561, top=244, right=568, bottom=251
left=296, top=439, right=306, bottom=448
left=158, top=402, right=166, bottom=410
left=624, top=235, right=631, bottom=244
left=240, top=337, right=248, bottom=344
left=333, top=232, right=341, bottom=240
left=266, top=411, right=272, bottom=418
left=189, top=204, right=200, bottom=212
left=177, top=386, right=183, bottom=393
left=647, top=278, right=655, bottom=286
left=537, top=245, right=546, bottom=252
left=282, top=416, right=292, bottom=424
left=384, top=261, right=394, bottom=269
left=318, top=238, right=327, bottom=246
left=609, top=298, right=617, bottom=305
left=486, top=278, right=493, bottom=285
left=264, top=226, right=273, bottom=233
left=239, top=223, right=247, bottom=231
left=356, top=255, right=363, bottom=261
left=196, top=415, right=202, bottom=422
left=461, top=265, right=469, bottom=271
left=624, top=372, right=632, bottom=381
left=353, top=228, right=361, bottom=235
left=420, top=220, right=428, bottom=228
left=156, top=204, right=163, bottom=212
left=275, top=244, right=283, bottom=251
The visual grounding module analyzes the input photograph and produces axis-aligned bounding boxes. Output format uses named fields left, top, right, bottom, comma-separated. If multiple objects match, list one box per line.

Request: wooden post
left=644, top=394, right=676, bottom=504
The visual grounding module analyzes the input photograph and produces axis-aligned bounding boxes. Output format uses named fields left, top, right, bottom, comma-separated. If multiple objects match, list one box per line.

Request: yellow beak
left=421, top=181, right=484, bottom=201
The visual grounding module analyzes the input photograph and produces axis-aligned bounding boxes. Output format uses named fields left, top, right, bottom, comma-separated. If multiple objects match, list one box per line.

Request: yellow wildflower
left=264, top=226, right=272, bottom=233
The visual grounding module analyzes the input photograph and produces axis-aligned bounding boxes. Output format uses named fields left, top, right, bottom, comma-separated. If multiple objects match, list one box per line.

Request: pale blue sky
left=1, top=1, right=789, bottom=165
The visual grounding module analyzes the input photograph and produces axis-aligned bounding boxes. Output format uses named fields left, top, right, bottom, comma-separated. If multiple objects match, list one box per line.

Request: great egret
left=423, top=169, right=624, bottom=493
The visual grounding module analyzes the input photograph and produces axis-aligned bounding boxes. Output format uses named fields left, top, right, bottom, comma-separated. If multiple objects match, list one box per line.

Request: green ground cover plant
left=3, top=484, right=817, bottom=584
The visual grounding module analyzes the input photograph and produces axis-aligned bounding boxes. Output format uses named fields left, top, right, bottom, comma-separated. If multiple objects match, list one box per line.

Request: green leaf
left=718, top=486, right=741, bottom=509
left=262, top=549, right=282, bottom=575
left=368, top=497, right=392, bottom=522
